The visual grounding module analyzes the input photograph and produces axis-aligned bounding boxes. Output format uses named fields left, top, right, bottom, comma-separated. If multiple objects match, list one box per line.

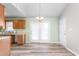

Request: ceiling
left=3, top=3, right=68, bottom=17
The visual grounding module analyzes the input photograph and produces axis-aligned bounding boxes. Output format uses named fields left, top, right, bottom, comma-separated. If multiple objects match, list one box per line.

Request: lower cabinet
left=0, top=36, right=11, bottom=56
left=16, top=34, right=25, bottom=45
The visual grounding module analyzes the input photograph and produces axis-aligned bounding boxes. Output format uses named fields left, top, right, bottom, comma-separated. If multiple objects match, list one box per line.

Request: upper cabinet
left=13, top=19, right=25, bottom=29
left=0, top=4, right=4, bottom=17
left=0, top=4, right=5, bottom=30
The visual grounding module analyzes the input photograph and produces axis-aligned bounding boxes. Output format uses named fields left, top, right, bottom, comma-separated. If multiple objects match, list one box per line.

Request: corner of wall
left=60, top=43, right=79, bottom=56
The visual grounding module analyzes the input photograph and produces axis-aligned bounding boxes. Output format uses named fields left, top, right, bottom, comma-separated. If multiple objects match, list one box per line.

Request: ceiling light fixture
left=36, top=16, right=40, bottom=19
left=40, top=17, right=44, bottom=20
left=36, top=16, right=44, bottom=20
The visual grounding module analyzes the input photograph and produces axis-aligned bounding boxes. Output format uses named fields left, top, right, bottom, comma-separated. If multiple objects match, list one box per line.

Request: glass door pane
left=40, top=20, right=50, bottom=42
left=30, top=21, right=39, bottom=42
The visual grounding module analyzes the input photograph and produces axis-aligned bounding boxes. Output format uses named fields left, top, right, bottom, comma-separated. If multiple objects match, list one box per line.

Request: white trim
left=60, top=43, right=79, bottom=56
left=65, top=47, right=79, bottom=56
left=26, top=42, right=60, bottom=44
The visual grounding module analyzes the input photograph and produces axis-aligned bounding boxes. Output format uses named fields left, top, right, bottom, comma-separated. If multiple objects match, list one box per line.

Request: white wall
left=59, top=16, right=66, bottom=46
left=60, top=4, right=79, bottom=55
left=26, top=17, right=59, bottom=43
left=49, top=17, right=59, bottom=42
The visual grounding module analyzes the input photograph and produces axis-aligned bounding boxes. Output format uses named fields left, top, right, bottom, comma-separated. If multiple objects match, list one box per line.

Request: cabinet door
left=19, top=20, right=25, bottom=29
left=0, top=4, right=5, bottom=29
left=13, top=20, right=18, bottom=29
left=16, top=35, right=25, bottom=45
left=0, top=4, right=4, bottom=17
left=0, top=37, right=11, bottom=56
left=0, top=18, right=5, bottom=28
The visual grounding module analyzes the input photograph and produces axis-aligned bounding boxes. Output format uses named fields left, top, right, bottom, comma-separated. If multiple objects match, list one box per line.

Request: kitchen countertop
left=0, top=30, right=25, bottom=36
left=0, top=32, right=15, bottom=35
left=0, top=31, right=17, bottom=35
left=0, top=36, right=11, bottom=40
left=0, top=33, right=25, bottom=35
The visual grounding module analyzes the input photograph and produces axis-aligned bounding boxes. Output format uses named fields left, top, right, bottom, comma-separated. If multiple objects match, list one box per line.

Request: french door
left=30, top=20, right=50, bottom=43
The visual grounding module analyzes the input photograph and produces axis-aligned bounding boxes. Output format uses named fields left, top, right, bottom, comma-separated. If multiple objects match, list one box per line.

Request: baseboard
left=26, top=42, right=61, bottom=44
left=66, top=47, right=79, bottom=56
left=60, top=43, right=79, bottom=56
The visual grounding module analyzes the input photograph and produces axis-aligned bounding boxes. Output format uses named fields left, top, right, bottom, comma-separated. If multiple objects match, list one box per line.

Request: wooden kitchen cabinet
left=0, top=36, right=11, bottom=56
left=16, top=34, right=25, bottom=45
left=13, top=20, right=25, bottom=29
left=0, top=4, right=5, bottom=29
left=0, top=17, right=5, bottom=28
left=0, top=4, right=4, bottom=17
